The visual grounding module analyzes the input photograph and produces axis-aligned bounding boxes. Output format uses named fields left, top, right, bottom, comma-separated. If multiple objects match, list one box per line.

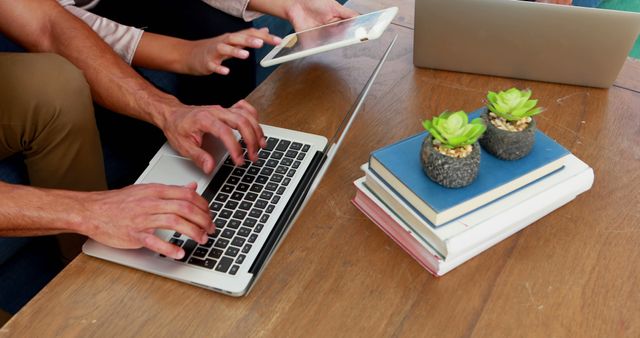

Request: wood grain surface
left=615, top=57, right=640, bottom=92
left=3, top=1, right=639, bottom=337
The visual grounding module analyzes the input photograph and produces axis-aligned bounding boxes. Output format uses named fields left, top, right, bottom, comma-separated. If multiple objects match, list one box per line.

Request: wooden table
left=4, top=1, right=640, bottom=337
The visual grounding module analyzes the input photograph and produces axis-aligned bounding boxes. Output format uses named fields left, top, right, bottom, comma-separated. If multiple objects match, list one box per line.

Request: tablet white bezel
left=260, top=7, right=398, bottom=67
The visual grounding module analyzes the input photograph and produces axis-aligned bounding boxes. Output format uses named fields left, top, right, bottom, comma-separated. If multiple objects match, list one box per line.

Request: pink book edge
left=352, top=189, right=442, bottom=276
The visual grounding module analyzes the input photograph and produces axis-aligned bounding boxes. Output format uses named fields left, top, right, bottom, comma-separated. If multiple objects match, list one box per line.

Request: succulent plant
left=422, top=111, right=486, bottom=149
left=487, top=88, right=542, bottom=121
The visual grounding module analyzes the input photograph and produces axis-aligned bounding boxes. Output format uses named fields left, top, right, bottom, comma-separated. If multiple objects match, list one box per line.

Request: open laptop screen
left=246, top=35, right=399, bottom=286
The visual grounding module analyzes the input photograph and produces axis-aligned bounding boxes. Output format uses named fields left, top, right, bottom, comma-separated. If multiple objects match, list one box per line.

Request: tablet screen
left=272, top=11, right=384, bottom=59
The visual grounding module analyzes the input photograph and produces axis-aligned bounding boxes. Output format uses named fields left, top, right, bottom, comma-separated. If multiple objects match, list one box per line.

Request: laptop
left=413, top=0, right=640, bottom=88
left=82, top=36, right=398, bottom=296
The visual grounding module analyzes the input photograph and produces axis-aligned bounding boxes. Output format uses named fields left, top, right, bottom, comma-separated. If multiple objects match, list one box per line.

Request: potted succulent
left=480, top=88, right=542, bottom=160
left=421, top=111, right=487, bottom=188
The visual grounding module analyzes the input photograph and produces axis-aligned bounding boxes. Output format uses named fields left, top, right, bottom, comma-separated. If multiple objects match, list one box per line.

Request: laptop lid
left=413, top=0, right=640, bottom=88
left=244, top=34, right=399, bottom=293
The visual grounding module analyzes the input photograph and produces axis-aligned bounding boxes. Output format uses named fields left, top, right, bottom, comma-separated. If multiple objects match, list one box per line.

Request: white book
left=361, top=154, right=594, bottom=261
left=353, top=161, right=593, bottom=275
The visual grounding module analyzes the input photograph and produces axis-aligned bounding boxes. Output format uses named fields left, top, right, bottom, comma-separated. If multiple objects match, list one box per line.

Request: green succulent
left=422, top=111, right=486, bottom=149
left=487, top=88, right=542, bottom=121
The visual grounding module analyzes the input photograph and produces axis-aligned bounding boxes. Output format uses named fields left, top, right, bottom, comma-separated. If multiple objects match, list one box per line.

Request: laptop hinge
left=249, top=151, right=326, bottom=274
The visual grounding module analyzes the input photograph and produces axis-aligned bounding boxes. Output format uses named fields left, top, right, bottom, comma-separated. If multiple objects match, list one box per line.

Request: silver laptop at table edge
left=82, top=35, right=398, bottom=297
left=414, top=0, right=640, bottom=88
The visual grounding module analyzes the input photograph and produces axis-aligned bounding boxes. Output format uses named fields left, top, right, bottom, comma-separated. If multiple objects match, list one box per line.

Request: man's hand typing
left=157, top=99, right=266, bottom=175
left=80, top=182, right=212, bottom=259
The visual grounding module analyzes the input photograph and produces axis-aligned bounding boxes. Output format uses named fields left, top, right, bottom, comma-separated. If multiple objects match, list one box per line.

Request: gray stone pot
left=479, top=112, right=536, bottom=160
left=420, top=135, right=481, bottom=188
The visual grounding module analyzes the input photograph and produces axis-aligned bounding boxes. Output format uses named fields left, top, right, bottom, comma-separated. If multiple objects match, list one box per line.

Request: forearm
left=246, top=0, right=357, bottom=32
left=133, top=32, right=192, bottom=74
left=45, top=5, right=177, bottom=129
left=0, top=183, right=87, bottom=237
left=202, top=0, right=263, bottom=21
left=247, top=0, right=294, bottom=20
left=63, top=4, right=143, bottom=64
left=63, top=2, right=192, bottom=74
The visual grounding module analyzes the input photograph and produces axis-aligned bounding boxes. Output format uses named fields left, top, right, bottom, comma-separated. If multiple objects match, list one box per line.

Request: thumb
left=185, top=145, right=215, bottom=175
left=336, top=5, right=358, bottom=19
left=184, top=181, right=198, bottom=191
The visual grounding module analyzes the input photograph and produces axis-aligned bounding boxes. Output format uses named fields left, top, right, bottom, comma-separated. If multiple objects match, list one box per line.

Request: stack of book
left=352, top=109, right=594, bottom=276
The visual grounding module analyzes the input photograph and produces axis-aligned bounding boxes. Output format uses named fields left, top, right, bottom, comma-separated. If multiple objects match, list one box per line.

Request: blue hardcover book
left=368, top=108, right=570, bottom=227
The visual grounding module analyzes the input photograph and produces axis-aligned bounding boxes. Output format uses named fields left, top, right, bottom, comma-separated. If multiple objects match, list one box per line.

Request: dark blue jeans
left=0, top=238, right=63, bottom=314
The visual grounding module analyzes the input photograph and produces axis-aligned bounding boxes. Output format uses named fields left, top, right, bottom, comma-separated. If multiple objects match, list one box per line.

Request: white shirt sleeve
left=200, top=0, right=263, bottom=21
left=59, top=1, right=143, bottom=64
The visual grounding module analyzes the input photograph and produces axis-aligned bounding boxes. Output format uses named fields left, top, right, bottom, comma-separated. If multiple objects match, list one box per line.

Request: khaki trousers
left=0, top=53, right=107, bottom=191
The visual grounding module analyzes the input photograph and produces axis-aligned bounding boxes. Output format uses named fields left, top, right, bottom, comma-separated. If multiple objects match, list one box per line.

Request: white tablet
left=260, top=7, right=398, bottom=67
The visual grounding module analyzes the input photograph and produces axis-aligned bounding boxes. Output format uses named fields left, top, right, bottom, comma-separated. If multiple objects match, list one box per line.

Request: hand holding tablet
left=260, top=7, right=398, bottom=67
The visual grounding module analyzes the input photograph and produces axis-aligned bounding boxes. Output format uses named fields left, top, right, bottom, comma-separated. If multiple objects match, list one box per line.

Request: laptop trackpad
left=140, top=155, right=208, bottom=189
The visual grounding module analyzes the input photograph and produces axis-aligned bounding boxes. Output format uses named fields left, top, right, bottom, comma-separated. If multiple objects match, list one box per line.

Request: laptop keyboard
left=167, top=137, right=311, bottom=275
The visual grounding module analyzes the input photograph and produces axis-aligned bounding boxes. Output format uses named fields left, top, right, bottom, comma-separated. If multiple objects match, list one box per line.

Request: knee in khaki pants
left=0, top=52, right=107, bottom=191
left=0, top=53, right=108, bottom=261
